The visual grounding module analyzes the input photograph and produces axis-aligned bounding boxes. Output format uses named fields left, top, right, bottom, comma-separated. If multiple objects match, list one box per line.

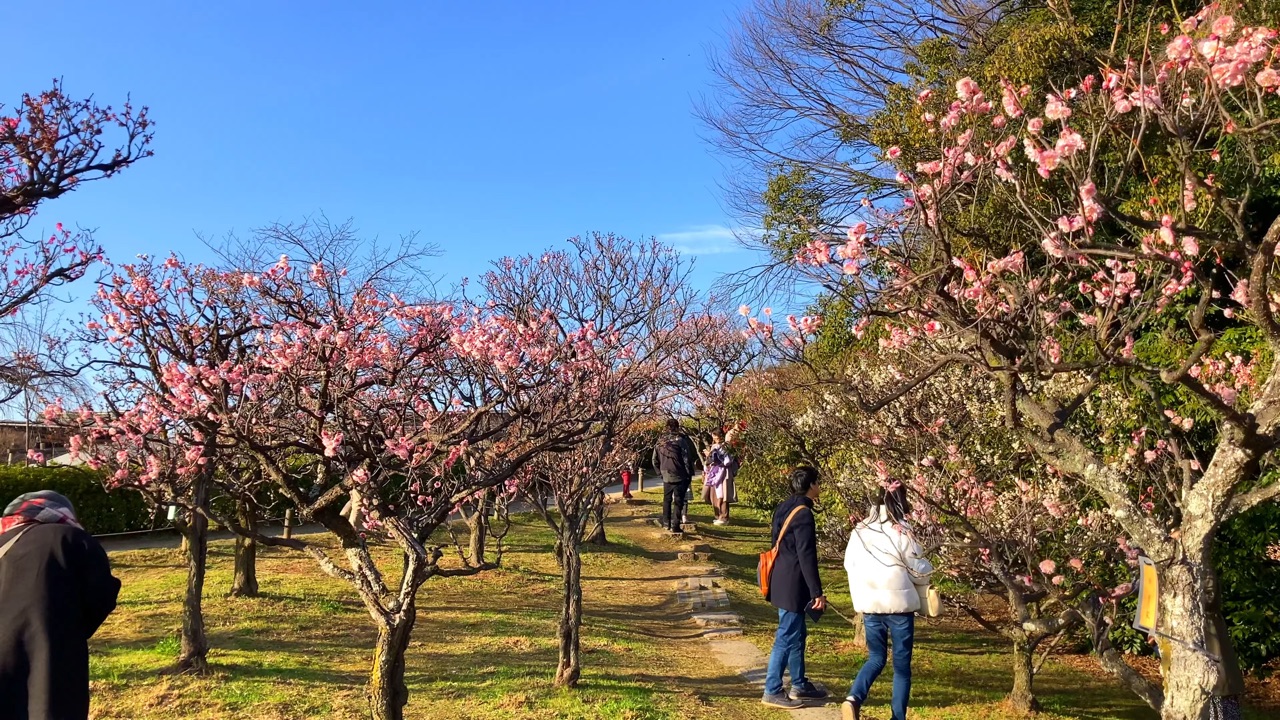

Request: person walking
left=0, top=490, right=121, bottom=720
left=620, top=467, right=634, bottom=500
left=762, top=466, right=829, bottom=709
left=654, top=418, right=696, bottom=533
left=701, top=431, right=738, bottom=525
left=841, top=485, right=933, bottom=720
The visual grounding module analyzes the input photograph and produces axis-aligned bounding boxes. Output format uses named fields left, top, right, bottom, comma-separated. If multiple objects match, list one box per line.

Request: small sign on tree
left=1132, top=556, right=1158, bottom=636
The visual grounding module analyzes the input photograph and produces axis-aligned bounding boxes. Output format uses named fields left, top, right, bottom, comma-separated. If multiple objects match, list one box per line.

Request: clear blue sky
left=5, top=1, right=756, bottom=293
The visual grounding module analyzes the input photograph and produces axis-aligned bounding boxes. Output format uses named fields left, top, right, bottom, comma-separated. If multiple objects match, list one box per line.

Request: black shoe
left=789, top=682, right=829, bottom=701
left=841, top=698, right=861, bottom=720
left=761, top=693, right=804, bottom=709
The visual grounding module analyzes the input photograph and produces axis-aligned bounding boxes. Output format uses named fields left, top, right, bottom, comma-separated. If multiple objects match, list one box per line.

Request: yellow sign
left=1133, top=556, right=1159, bottom=634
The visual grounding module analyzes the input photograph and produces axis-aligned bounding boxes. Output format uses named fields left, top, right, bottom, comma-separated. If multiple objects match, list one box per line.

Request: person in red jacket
left=620, top=468, right=633, bottom=499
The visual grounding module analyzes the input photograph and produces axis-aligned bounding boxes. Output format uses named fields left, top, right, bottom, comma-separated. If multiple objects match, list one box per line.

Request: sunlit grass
left=87, top=491, right=1277, bottom=719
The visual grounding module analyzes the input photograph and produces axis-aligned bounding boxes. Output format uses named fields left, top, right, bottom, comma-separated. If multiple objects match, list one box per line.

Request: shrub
left=734, top=459, right=791, bottom=511
left=0, top=465, right=158, bottom=535
left=1216, top=502, right=1280, bottom=677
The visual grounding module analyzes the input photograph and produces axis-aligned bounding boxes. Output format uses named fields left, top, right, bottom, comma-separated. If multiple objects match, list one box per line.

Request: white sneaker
left=713, top=519, right=727, bottom=526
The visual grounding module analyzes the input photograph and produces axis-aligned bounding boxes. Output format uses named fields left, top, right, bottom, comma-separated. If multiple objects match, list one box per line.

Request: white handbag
left=917, top=585, right=943, bottom=618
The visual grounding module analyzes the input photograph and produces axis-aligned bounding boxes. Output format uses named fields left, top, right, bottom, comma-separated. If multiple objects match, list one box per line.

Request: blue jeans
left=849, top=613, right=914, bottom=720
left=765, top=608, right=808, bottom=695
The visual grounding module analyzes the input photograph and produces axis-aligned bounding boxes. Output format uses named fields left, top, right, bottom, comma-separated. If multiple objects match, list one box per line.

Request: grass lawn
left=92, top=499, right=779, bottom=720
left=89, top=486, right=1280, bottom=719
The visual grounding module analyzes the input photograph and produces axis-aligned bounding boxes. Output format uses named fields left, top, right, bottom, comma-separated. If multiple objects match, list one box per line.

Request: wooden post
left=284, top=508, right=294, bottom=539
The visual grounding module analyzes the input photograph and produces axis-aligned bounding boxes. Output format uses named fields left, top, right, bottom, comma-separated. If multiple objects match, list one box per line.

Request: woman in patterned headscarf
left=0, top=491, right=120, bottom=720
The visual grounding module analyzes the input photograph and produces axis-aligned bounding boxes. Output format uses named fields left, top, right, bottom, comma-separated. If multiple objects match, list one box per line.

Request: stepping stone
left=691, top=611, right=742, bottom=627
left=677, top=550, right=713, bottom=561
left=675, top=575, right=733, bottom=611
left=675, top=577, right=705, bottom=591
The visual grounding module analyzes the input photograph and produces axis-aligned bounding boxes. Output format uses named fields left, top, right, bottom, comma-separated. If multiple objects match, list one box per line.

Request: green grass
left=91, top=507, right=780, bottom=720
left=87, top=488, right=1279, bottom=719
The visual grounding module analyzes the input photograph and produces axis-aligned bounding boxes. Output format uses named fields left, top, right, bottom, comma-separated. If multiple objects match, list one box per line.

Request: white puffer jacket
left=844, top=506, right=934, bottom=615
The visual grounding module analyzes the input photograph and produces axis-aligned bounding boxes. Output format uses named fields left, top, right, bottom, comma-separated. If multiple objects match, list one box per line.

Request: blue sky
left=5, top=1, right=757, bottom=295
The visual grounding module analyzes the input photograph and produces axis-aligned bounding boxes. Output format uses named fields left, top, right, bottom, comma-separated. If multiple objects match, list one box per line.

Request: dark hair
left=711, top=430, right=724, bottom=442
left=665, top=418, right=680, bottom=433
left=790, top=466, right=820, bottom=495
left=880, top=484, right=912, bottom=522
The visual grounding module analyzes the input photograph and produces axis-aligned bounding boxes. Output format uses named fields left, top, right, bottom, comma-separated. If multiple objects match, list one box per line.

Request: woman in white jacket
left=841, top=486, right=933, bottom=720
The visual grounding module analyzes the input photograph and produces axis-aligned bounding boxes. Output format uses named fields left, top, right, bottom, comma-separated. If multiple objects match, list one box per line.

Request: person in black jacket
left=762, top=466, right=830, bottom=709
left=654, top=418, right=697, bottom=533
left=0, top=490, right=121, bottom=720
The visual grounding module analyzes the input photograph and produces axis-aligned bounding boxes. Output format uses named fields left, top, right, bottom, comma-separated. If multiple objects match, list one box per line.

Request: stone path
left=668, top=538, right=841, bottom=718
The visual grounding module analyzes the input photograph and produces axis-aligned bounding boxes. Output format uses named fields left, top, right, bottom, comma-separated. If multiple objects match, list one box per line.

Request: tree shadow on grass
left=805, top=623, right=1156, bottom=720
left=402, top=642, right=766, bottom=707
left=586, top=538, right=680, bottom=565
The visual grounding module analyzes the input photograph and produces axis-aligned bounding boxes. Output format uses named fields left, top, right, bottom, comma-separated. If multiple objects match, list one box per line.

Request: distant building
left=0, top=420, right=77, bottom=465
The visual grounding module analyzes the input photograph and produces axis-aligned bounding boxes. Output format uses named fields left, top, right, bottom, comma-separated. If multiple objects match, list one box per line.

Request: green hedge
left=0, top=465, right=159, bottom=535
left=1216, top=502, right=1280, bottom=677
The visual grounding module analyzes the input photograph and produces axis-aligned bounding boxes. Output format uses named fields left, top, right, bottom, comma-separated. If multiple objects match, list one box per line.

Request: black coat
left=654, top=432, right=697, bottom=482
left=767, top=495, right=823, bottom=614
left=0, top=523, right=120, bottom=720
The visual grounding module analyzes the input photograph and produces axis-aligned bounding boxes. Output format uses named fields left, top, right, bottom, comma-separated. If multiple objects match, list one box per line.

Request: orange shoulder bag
left=758, top=505, right=807, bottom=598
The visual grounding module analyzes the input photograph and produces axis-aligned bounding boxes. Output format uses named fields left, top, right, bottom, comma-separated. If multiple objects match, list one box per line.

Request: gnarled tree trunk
left=586, top=493, right=607, bottom=546
left=230, top=499, right=259, bottom=597
left=368, top=607, right=416, bottom=720
left=1009, top=638, right=1040, bottom=714
left=175, top=475, right=210, bottom=674
left=354, top=523, right=425, bottom=720
left=468, top=488, right=493, bottom=565
left=1157, top=561, right=1218, bottom=720
left=555, top=523, right=585, bottom=687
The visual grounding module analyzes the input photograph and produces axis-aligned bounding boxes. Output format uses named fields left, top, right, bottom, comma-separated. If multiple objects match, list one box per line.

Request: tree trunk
left=468, top=489, right=492, bottom=565
left=175, top=479, right=210, bottom=674
left=852, top=612, right=867, bottom=649
left=586, top=493, right=607, bottom=546
left=368, top=610, right=416, bottom=720
left=1009, top=638, right=1040, bottom=713
left=555, top=531, right=584, bottom=687
left=230, top=499, right=259, bottom=598
left=1157, top=561, right=1219, bottom=720
left=178, top=511, right=190, bottom=555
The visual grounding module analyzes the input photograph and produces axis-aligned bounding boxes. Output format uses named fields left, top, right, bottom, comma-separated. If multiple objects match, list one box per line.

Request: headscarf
left=0, top=490, right=82, bottom=534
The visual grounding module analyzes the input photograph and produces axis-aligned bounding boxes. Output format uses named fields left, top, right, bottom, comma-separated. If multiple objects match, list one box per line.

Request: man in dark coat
left=654, top=418, right=697, bottom=533
left=762, top=467, right=829, bottom=709
left=0, top=490, right=120, bottom=720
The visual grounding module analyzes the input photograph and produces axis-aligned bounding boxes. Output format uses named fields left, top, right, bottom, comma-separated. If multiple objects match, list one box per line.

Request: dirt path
left=603, top=496, right=841, bottom=719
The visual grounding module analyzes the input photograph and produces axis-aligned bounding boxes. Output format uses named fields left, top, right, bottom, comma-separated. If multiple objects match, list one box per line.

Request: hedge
left=0, top=465, right=159, bottom=535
